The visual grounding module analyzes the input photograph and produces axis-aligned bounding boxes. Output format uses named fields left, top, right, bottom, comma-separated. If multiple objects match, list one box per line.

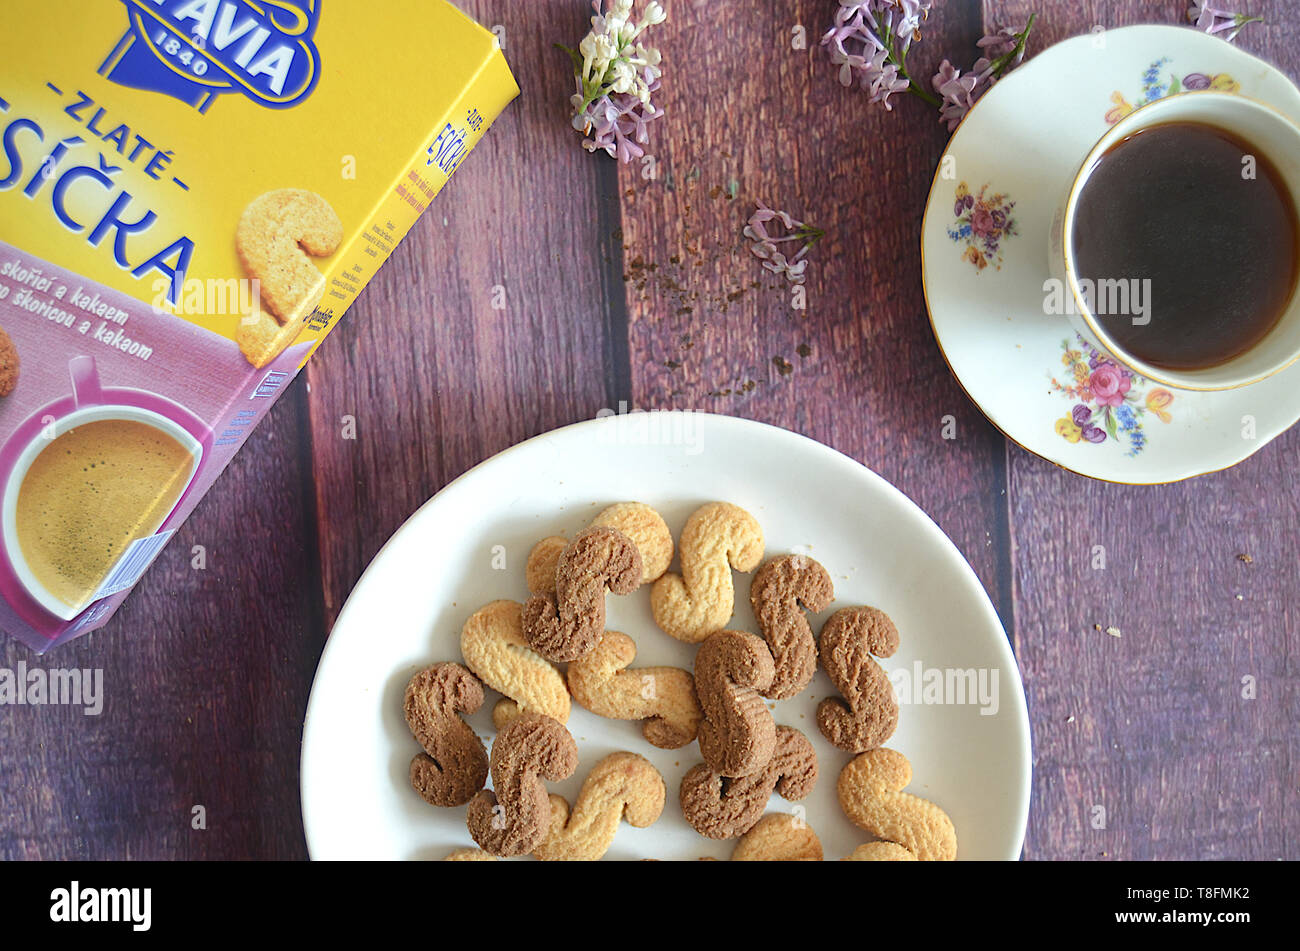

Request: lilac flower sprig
left=744, top=204, right=824, bottom=285
left=821, top=3, right=1036, bottom=130
left=821, top=1, right=937, bottom=110
left=1188, top=1, right=1263, bottom=42
left=931, top=15, right=1036, bottom=131
left=560, top=0, right=667, bottom=162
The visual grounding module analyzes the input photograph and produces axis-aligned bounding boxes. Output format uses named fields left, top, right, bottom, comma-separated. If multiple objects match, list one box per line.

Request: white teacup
left=1, top=405, right=202, bottom=620
left=1050, top=91, right=1300, bottom=391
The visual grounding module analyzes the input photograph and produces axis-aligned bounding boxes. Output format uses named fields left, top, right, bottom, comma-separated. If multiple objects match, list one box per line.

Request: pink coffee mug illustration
left=0, top=356, right=212, bottom=634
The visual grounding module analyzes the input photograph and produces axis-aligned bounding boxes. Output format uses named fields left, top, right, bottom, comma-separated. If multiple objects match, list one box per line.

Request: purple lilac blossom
left=1188, top=1, right=1263, bottom=41
left=745, top=204, right=817, bottom=285
left=820, top=2, right=929, bottom=109
left=576, top=70, right=665, bottom=162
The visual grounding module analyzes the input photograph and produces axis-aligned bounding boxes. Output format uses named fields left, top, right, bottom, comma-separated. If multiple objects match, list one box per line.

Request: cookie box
left=0, top=0, right=518, bottom=651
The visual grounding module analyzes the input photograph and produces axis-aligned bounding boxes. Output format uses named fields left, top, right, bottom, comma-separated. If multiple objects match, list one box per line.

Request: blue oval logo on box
left=100, top=0, right=321, bottom=112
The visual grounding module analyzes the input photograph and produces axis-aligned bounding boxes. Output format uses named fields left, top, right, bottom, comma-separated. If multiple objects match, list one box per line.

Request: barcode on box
left=92, top=531, right=176, bottom=601
left=253, top=370, right=290, bottom=398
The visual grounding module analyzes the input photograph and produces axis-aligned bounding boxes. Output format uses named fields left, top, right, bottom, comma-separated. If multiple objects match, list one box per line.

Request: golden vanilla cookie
left=459, top=600, right=570, bottom=725
left=534, top=752, right=666, bottom=861
left=731, top=813, right=823, bottom=861
left=750, top=553, right=834, bottom=700
left=695, top=629, right=777, bottom=777
left=522, top=526, right=642, bottom=662
left=235, top=305, right=298, bottom=369
left=590, top=502, right=674, bottom=584
left=236, top=188, right=342, bottom=324
left=843, top=841, right=917, bottom=861
left=403, top=663, right=489, bottom=807
left=466, top=713, right=578, bottom=857
left=651, top=502, right=764, bottom=643
left=567, top=630, right=702, bottom=749
left=525, top=535, right=568, bottom=595
left=442, top=848, right=496, bottom=861
left=837, top=748, right=957, bottom=861
left=817, top=606, right=900, bottom=752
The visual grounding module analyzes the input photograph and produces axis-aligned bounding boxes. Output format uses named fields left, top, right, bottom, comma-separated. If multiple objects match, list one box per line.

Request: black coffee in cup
left=1072, top=120, right=1298, bottom=371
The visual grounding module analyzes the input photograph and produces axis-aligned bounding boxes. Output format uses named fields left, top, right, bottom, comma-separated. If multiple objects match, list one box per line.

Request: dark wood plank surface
left=615, top=0, right=1012, bottom=626
left=1, top=0, right=1295, bottom=861
left=305, top=0, right=627, bottom=629
left=0, top=387, right=321, bottom=859
left=992, top=0, right=1300, bottom=861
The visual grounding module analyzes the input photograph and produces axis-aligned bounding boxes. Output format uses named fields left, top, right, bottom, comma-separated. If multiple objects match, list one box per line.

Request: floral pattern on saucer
left=1051, top=335, right=1175, bottom=458
left=1104, top=58, right=1240, bottom=124
left=948, top=182, right=1017, bottom=272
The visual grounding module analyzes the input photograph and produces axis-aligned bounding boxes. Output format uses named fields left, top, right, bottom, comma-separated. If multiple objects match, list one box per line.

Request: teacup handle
left=69, top=355, right=102, bottom=409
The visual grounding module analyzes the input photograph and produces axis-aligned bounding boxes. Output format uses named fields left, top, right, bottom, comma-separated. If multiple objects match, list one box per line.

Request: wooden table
left=2, top=0, right=1295, bottom=861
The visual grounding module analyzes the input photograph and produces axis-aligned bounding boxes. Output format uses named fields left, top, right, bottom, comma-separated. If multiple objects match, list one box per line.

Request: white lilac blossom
left=744, top=204, right=824, bottom=285
left=1188, top=1, right=1263, bottom=41
left=929, top=16, right=1036, bottom=131
left=563, top=0, right=667, bottom=162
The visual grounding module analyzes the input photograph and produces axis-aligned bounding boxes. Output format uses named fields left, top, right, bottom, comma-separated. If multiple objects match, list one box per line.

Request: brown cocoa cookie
left=403, top=663, right=489, bottom=807
left=0, top=326, right=18, bottom=396
left=680, top=725, right=818, bottom=839
left=522, top=526, right=642, bottom=662
left=817, top=606, right=900, bottom=752
left=527, top=502, right=671, bottom=595
left=695, top=630, right=777, bottom=777
left=750, top=554, right=834, bottom=700
left=466, top=713, right=578, bottom=857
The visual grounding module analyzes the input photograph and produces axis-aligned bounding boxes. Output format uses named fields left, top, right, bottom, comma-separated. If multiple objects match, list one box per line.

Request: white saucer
left=300, top=413, right=1031, bottom=860
left=923, top=25, right=1300, bottom=484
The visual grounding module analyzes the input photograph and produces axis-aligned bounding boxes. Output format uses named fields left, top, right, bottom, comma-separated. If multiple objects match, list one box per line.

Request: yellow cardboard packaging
left=0, top=1, right=518, bottom=650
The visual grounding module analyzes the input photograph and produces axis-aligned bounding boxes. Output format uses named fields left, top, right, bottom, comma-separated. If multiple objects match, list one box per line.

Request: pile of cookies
left=401, top=501, right=957, bottom=861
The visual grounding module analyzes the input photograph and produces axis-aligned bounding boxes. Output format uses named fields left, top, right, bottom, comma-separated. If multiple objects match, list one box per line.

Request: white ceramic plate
left=923, top=25, right=1300, bottom=483
left=300, top=413, right=1031, bottom=860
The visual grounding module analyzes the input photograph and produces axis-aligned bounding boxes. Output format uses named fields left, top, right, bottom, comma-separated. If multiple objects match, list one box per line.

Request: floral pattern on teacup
left=1105, top=58, right=1240, bottom=124
left=948, top=182, right=1017, bottom=272
left=1051, top=334, right=1175, bottom=457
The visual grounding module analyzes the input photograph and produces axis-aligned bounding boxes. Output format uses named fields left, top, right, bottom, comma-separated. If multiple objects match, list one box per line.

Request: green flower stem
left=770, top=224, right=825, bottom=252
left=881, top=21, right=941, bottom=107
left=900, top=56, right=941, bottom=107
left=988, top=13, right=1036, bottom=78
